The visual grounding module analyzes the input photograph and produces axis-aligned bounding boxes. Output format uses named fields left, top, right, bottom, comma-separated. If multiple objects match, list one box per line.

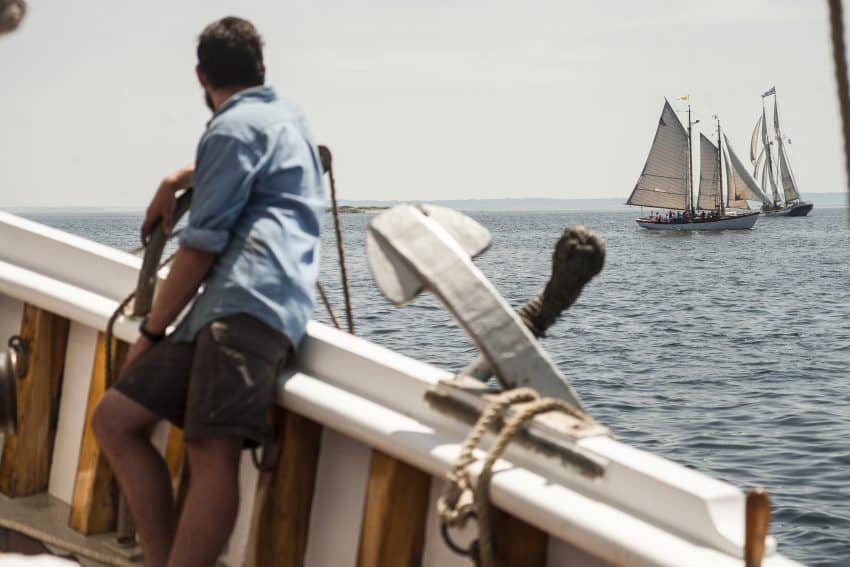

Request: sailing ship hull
left=762, top=202, right=813, bottom=217
left=636, top=213, right=759, bottom=231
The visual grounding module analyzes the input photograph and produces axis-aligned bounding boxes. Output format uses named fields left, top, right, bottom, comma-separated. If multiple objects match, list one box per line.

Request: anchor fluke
left=367, top=204, right=491, bottom=305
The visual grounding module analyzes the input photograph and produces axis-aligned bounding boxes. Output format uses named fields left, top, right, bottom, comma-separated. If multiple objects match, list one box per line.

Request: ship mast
left=762, top=94, right=780, bottom=208
left=687, top=103, right=695, bottom=214
left=716, top=117, right=726, bottom=216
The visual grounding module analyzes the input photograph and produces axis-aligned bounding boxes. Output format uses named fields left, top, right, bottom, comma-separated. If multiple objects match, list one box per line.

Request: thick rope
left=828, top=0, right=850, bottom=209
left=105, top=249, right=178, bottom=387
left=437, top=389, right=539, bottom=530
left=516, top=226, right=605, bottom=336
left=474, top=397, right=583, bottom=567
left=464, top=226, right=605, bottom=383
left=437, top=388, right=588, bottom=567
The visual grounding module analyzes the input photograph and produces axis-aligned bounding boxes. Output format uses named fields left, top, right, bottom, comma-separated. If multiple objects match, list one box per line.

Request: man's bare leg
left=167, top=436, right=242, bottom=567
left=93, top=390, right=177, bottom=567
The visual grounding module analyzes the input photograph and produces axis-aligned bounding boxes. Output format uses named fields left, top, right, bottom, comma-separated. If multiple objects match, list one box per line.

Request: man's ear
left=196, top=65, right=208, bottom=88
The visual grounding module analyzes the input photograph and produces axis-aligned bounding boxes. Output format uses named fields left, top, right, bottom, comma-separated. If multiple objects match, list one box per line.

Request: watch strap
left=138, top=317, right=165, bottom=343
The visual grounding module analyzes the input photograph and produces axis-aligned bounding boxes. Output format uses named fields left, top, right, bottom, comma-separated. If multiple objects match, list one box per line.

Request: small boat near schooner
left=750, top=87, right=814, bottom=217
left=627, top=99, right=760, bottom=231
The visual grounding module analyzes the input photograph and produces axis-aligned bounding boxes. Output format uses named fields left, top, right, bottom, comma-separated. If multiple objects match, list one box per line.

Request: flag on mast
left=762, top=86, right=776, bottom=97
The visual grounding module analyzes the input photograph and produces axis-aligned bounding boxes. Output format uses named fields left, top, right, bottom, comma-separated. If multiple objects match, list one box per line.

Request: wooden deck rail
left=0, top=304, right=70, bottom=498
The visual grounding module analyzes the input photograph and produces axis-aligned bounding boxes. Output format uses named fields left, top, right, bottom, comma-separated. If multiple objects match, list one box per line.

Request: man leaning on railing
left=92, top=17, right=326, bottom=567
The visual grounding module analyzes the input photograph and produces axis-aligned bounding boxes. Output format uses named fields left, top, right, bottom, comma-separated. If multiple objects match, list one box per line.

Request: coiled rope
left=437, top=388, right=588, bottom=566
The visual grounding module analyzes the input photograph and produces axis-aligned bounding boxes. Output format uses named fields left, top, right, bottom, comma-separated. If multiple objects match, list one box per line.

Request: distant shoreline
left=329, top=205, right=390, bottom=214
left=4, top=192, right=847, bottom=213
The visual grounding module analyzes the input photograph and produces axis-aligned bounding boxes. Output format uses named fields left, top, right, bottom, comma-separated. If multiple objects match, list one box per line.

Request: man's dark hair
left=197, top=17, right=265, bottom=88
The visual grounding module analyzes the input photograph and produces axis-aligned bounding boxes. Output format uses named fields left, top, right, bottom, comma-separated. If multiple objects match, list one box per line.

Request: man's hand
left=141, top=164, right=194, bottom=244
left=121, top=336, right=154, bottom=374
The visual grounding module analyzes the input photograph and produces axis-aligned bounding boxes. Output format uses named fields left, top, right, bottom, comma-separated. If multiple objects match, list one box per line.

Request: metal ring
left=7, top=335, right=26, bottom=378
left=440, top=514, right=479, bottom=559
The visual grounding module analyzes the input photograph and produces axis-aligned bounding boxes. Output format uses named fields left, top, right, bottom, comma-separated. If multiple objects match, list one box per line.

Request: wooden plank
left=491, top=507, right=548, bottom=567
left=0, top=304, right=70, bottom=497
left=163, top=426, right=185, bottom=497
left=249, top=409, right=323, bottom=567
left=68, top=332, right=128, bottom=534
left=356, top=450, right=430, bottom=567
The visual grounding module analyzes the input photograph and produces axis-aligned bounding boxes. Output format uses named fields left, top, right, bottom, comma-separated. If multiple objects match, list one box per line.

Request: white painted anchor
left=366, top=204, right=584, bottom=410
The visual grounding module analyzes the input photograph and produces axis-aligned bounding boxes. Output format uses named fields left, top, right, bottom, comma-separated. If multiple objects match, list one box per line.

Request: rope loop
left=440, top=512, right=480, bottom=559
left=438, top=387, right=586, bottom=566
left=437, top=388, right=538, bottom=530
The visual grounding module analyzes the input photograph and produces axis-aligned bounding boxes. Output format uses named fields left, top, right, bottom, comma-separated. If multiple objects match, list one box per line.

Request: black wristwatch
left=138, top=316, right=166, bottom=343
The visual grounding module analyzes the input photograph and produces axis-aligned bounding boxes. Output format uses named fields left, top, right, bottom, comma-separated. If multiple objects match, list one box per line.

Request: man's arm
left=122, top=246, right=215, bottom=368
left=144, top=246, right=215, bottom=335
left=141, top=164, right=195, bottom=243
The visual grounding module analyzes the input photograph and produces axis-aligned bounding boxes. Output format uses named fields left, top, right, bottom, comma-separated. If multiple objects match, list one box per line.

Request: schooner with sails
left=626, top=98, right=760, bottom=231
left=750, top=87, right=814, bottom=217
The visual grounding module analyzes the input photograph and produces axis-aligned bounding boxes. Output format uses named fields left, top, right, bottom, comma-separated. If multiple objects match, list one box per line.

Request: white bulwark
left=0, top=209, right=801, bottom=566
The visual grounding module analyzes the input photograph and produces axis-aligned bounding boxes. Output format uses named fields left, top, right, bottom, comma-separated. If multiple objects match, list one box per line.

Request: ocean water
left=22, top=207, right=850, bottom=567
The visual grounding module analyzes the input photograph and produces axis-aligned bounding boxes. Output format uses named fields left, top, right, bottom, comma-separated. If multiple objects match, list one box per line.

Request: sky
left=0, top=0, right=844, bottom=207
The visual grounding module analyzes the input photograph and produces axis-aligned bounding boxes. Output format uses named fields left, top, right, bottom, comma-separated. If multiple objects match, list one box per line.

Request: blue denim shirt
left=171, top=86, right=325, bottom=347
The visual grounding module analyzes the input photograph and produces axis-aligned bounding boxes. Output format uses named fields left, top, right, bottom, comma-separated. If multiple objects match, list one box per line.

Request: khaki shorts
left=114, top=313, right=292, bottom=448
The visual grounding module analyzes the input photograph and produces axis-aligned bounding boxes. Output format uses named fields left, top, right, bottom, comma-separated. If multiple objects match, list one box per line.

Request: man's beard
left=205, top=90, right=214, bottom=112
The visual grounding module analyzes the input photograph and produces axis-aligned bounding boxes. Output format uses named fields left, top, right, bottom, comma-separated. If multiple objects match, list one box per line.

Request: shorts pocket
left=208, top=315, right=284, bottom=367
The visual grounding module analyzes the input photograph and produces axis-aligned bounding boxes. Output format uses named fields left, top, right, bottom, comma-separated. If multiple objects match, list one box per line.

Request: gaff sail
left=761, top=106, right=780, bottom=203
left=778, top=143, right=801, bottom=202
left=626, top=100, right=690, bottom=210
left=724, top=134, right=771, bottom=209
left=750, top=115, right=763, bottom=165
left=697, top=134, right=721, bottom=210
left=774, top=100, right=801, bottom=202
left=753, top=147, right=766, bottom=180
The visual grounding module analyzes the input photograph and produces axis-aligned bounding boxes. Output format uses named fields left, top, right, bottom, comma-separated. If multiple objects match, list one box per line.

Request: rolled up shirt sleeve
left=179, top=133, right=258, bottom=253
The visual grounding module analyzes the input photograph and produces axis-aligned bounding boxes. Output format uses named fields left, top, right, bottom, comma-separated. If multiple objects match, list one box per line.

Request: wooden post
left=356, top=451, right=430, bottom=567
left=68, top=332, right=128, bottom=534
left=745, top=488, right=771, bottom=567
left=250, top=409, right=323, bottom=567
left=0, top=305, right=70, bottom=497
left=491, top=507, right=548, bottom=567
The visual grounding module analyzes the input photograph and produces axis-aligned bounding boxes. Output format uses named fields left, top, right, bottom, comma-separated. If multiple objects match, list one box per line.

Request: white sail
left=627, top=100, right=690, bottom=210
left=697, top=133, right=721, bottom=210
left=750, top=115, right=763, bottom=165
left=760, top=160, right=769, bottom=199
left=722, top=145, right=745, bottom=209
left=773, top=98, right=781, bottom=138
left=779, top=143, right=801, bottom=202
left=724, top=134, right=771, bottom=208
left=761, top=105, right=780, bottom=203
left=774, top=99, right=801, bottom=203
left=753, top=147, right=765, bottom=179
